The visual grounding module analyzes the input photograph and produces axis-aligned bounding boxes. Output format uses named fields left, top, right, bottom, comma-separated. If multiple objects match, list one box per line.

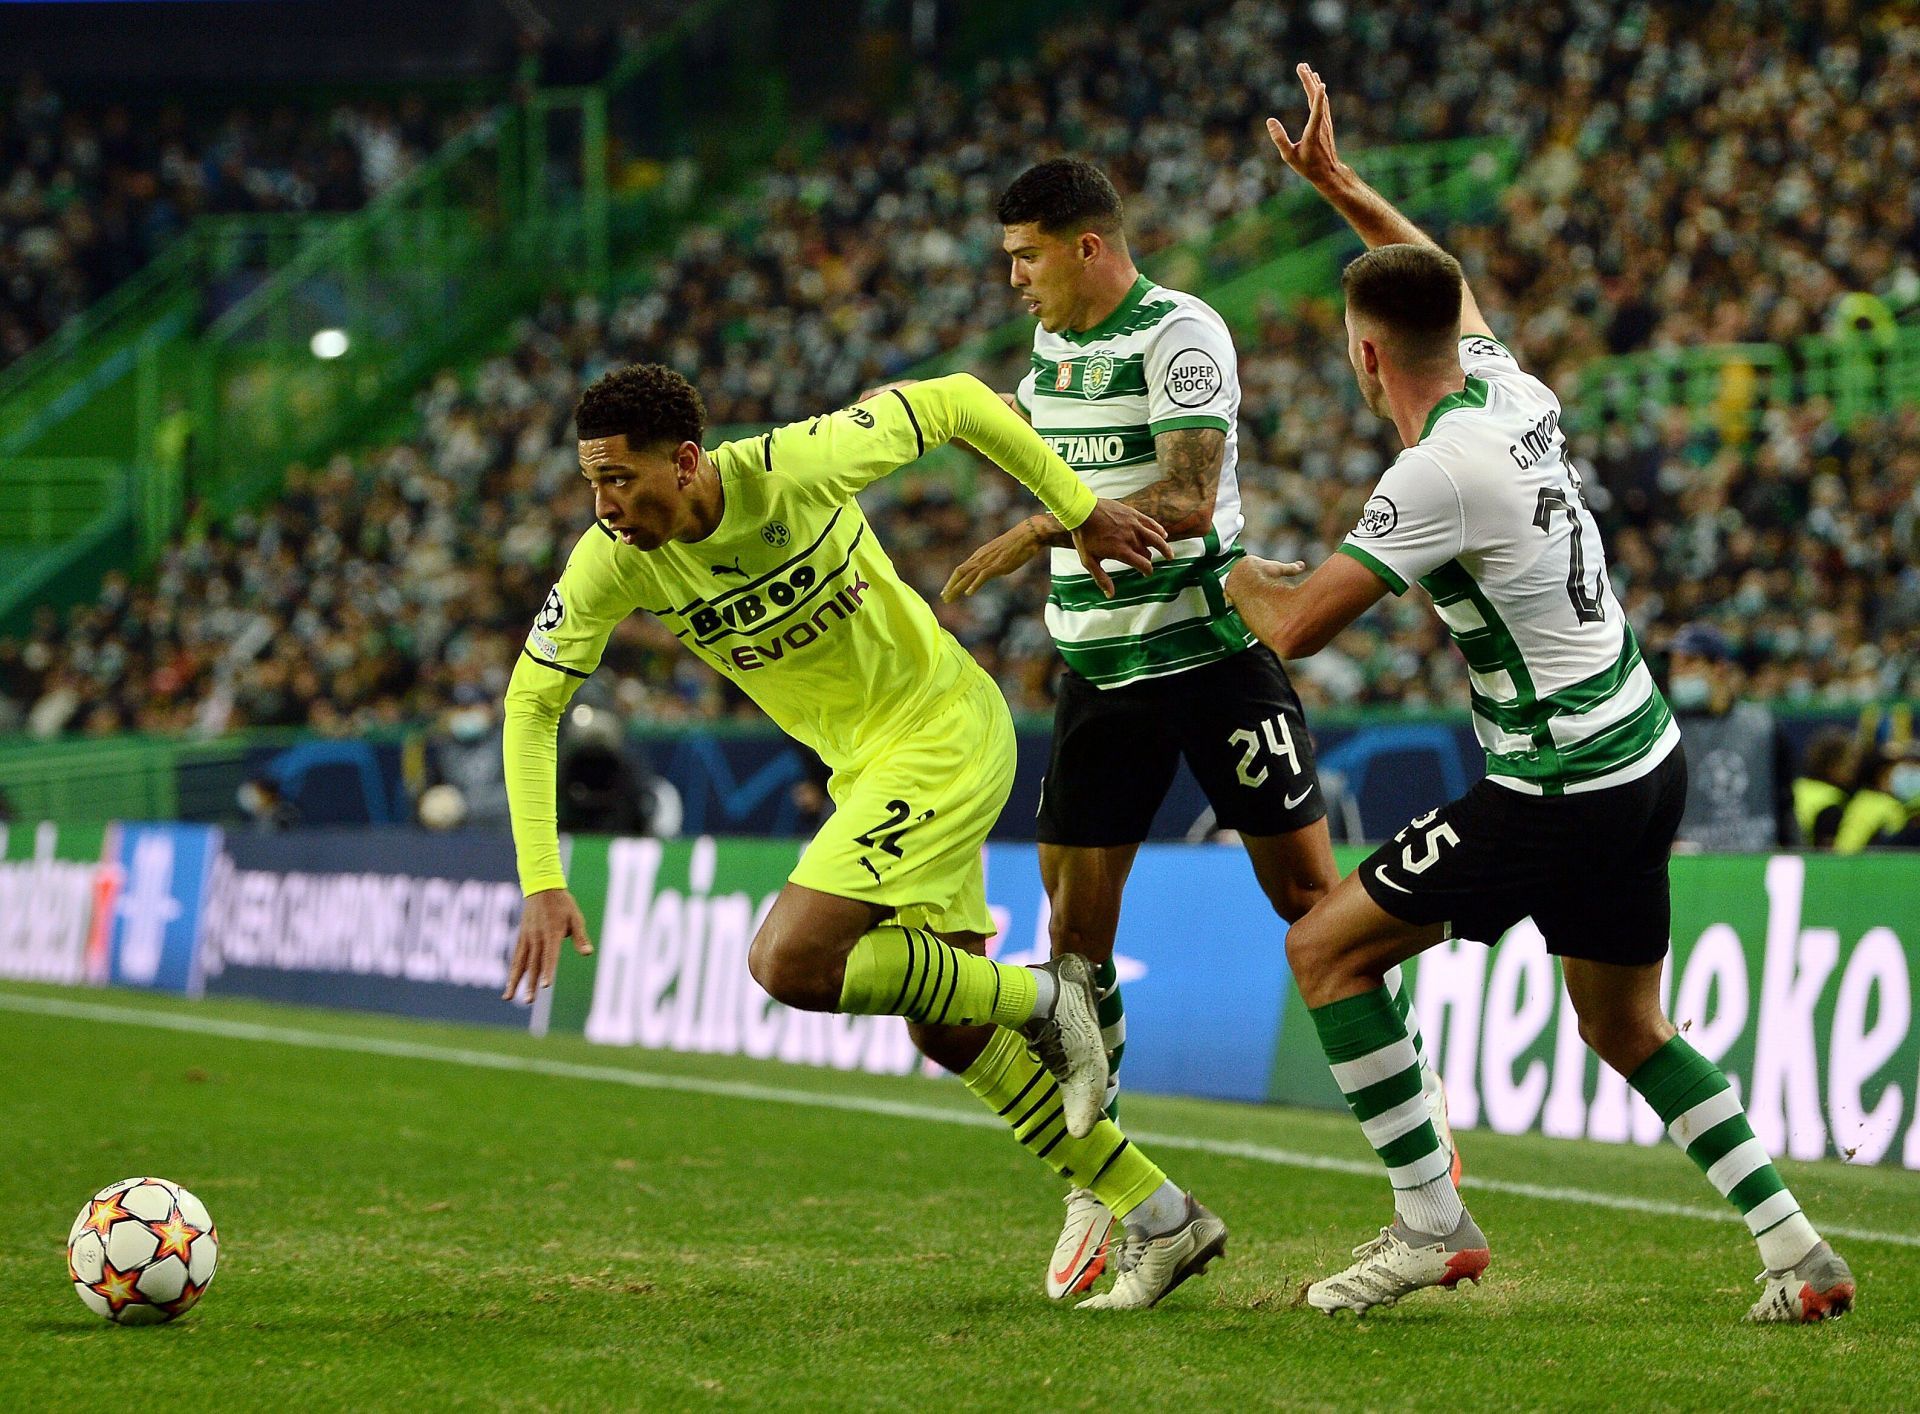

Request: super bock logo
left=1355, top=496, right=1398, bottom=538
left=1083, top=354, right=1115, bottom=399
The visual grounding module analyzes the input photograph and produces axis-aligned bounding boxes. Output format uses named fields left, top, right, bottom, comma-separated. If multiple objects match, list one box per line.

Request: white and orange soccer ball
left=67, top=1178, right=219, bottom=1324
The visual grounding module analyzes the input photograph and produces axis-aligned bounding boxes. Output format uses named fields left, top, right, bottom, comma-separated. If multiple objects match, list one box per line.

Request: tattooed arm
left=941, top=426, right=1219, bottom=600
left=1014, top=425, right=1223, bottom=548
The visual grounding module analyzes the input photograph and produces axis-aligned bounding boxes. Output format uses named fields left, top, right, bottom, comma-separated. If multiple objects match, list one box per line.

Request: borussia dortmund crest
left=762, top=521, right=791, bottom=548
left=1083, top=354, right=1114, bottom=399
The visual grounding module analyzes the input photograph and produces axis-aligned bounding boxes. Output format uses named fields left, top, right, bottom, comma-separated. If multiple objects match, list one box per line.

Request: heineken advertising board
left=0, top=820, right=108, bottom=986
left=554, top=838, right=1920, bottom=1169
left=1272, top=849, right=1920, bottom=1168
left=6, top=817, right=1917, bottom=1167
left=549, top=835, right=924, bottom=1076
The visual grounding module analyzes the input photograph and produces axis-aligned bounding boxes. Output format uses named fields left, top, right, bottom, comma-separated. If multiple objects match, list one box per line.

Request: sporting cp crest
left=1082, top=354, right=1114, bottom=399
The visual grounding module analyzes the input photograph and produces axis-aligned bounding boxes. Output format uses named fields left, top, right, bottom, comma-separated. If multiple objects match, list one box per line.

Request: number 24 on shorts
left=1230, top=713, right=1303, bottom=789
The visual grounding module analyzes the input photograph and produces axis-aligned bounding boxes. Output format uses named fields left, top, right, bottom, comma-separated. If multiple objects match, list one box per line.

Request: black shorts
left=1036, top=644, right=1328, bottom=847
left=1359, top=743, right=1689, bottom=965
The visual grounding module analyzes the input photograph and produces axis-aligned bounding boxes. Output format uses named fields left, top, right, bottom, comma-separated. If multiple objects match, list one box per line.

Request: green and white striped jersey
left=1013, top=275, right=1253, bottom=688
left=1337, top=335, right=1679, bottom=796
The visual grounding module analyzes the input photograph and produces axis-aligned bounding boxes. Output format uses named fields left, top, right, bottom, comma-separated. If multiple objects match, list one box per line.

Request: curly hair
left=996, top=158, right=1126, bottom=240
left=575, top=363, right=707, bottom=448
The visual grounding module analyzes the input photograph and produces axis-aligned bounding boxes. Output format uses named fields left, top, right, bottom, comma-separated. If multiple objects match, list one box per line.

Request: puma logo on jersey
left=711, top=557, right=748, bottom=578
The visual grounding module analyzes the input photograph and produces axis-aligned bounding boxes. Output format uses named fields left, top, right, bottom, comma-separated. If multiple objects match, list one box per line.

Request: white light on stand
left=310, top=329, right=350, bottom=360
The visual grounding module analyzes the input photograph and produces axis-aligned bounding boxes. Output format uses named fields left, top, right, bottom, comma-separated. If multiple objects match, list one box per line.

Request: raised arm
left=1267, top=63, right=1495, bottom=341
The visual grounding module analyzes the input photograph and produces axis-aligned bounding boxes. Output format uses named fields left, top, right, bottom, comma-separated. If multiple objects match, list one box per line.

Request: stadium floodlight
left=310, top=329, right=350, bottom=360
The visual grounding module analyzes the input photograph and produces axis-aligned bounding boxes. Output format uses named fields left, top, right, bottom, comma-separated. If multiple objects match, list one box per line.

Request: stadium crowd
left=0, top=75, right=490, bottom=371
left=1, top=0, right=1916, bottom=841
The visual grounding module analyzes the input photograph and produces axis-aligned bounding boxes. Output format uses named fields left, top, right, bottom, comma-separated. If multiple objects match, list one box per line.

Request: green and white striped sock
left=1383, top=963, right=1441, bottom=1093
left=1095, top=955, right=1125, bottom=1122
left=1310, top=987, right=1464, bottom=1236
left=1630, top=1035, right=1820, bottom=1271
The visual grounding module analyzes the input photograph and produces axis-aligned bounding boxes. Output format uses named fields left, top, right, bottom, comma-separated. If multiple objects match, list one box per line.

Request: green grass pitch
left=3, top=982, right=1914, bottom=1410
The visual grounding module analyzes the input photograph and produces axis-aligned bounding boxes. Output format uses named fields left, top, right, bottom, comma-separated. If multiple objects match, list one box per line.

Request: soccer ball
left=67, top=1178, right=219, bottom=1324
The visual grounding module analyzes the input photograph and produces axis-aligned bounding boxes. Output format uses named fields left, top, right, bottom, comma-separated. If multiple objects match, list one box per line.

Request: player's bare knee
left=747, top=932, right=835, bottom=1011
left=1266, top=875, right=1331, bottom=924
left=1285, top=915, right=1333, bottom=998
left=1048, top=908, right=1117, bottom=963
left=1576, top=1009, right=1674, bottom=1076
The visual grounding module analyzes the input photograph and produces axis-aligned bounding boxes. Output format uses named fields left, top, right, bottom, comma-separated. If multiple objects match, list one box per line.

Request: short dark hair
left=575, top=363, right=707, bottom=448
left=1341, top=244, right=1464, bottom=365
left=996, top=158, right=1125, bottom=240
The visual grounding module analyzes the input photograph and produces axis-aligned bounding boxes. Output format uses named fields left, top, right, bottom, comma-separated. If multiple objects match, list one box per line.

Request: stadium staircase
left=0, top=0, right=805, bottom=626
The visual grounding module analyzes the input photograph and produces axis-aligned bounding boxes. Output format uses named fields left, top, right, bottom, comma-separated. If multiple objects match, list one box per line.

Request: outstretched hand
left=1072, top=498, right=1171, bottom=599
left=1267, top=63, right=1343, bottom=187
left=943, top=520, right=1045, bottom=601
left=503, top=888, right=594, bottom=1004
left=1223, top=555, right=1309, bottom=651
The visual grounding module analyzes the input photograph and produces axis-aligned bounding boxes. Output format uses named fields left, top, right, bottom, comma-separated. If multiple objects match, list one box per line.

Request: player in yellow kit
left=500, top=365, right=1228, bottom=1308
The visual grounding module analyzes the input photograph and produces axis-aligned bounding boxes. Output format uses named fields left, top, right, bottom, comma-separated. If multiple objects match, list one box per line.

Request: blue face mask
left=448, top=707, right=492, bottom=742
left=1668, top=673, right=1713, bottom=711
left=1890, top=764, right=1920, bottom=803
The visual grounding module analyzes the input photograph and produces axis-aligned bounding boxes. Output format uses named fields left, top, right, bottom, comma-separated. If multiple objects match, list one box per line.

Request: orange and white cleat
left=1045, top=1187, right=1115, bottom=1300
left=1747, top=1241, right=1856, bottom=1324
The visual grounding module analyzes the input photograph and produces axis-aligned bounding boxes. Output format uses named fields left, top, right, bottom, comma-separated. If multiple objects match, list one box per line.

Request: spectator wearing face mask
left=1791, top=728, right=1857, bottom=850
left=1834, top=748, right=1920, bottom=853
left=1669, top=622, right=1791, bottom=851
left=421, top=683, right=510, bottom=829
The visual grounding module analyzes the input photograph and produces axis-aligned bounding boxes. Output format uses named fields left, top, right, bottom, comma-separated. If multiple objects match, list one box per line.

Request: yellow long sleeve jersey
left=502, top=374, right=1099, bottom=894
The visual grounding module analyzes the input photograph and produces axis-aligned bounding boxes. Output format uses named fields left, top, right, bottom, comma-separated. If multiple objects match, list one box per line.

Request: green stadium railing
left=1572, top=325, right=1920, bottom=436
left=0, top=0, right=858, bottom=626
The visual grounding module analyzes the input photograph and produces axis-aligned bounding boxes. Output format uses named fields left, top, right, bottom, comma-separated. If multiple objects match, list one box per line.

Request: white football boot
left=1077, top=1195, right=1228, bottom=1310
left=1305, top=1212, right=1490, bottom=1315
left=1019, top=954, right=1109, bottom=1139
left=1046, top=1187, right=1115, bottom=1300
left=1747, top=1241, right=1856, bottom=1324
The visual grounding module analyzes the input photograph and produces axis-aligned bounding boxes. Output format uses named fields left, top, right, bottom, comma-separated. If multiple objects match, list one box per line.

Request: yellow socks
left=960, top=1027, right=1166, bottom=1220
left=838, top=925, right=1037, bottom=1027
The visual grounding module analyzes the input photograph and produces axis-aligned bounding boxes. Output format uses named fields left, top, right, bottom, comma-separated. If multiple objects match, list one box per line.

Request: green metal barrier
left=0, top=460, right=128, bottom=547
left=190, top=111, right=548, bottom=518
left=1573, top=326, right=1920, bottom=435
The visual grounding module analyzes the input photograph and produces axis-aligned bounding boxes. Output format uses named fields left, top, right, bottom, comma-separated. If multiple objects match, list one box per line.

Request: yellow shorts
left=788, top=671, right=1015, bottom=936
